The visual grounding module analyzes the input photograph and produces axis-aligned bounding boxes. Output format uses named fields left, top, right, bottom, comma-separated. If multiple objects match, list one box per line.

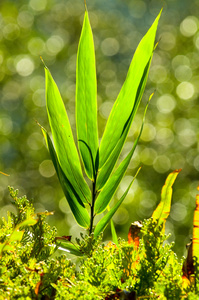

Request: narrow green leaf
left=76, top=11, right=98, bottom=180
left=107, top=205, right=119, bottom=247
left=17, top=218, right=37, bottom=228
left=94, top=96, right=152, bottom=214
left=41, top=125, right=90, bottom=228
left=152, top=169, right=181, bottom=226
left=94, top=168, right=140, bottom=238
left=111, top=220, right=119, bottom=247
left=96, top=55, right=151, bottom=191
left=98, top=10, right=161, bottom=187
left=56, top=241, right=83, bottom=256
left=9, top=229, right=24, bottom=242
left=45, top=67, right=91, bottom=204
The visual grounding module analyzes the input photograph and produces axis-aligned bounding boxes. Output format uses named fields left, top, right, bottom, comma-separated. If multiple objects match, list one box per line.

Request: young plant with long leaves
left=39, top=7, right=162, bottom=248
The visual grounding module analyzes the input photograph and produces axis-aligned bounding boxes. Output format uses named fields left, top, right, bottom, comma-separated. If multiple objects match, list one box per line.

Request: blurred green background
left=0, top=0, right=199, bottom=257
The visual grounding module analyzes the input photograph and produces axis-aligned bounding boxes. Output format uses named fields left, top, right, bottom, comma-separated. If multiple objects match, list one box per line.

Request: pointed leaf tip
left=40, top=56, right=47, bottom=69
left=45, top=67, right=91, bottom=205
left=76, top=8, right=98, bottom=179
left=41, top=128, right=90, bottom=228
left=84, top=0, right=87, bottom=10
left=152, top=169, right=181, bottom=227
left=97, top=9, right=162, bottom=189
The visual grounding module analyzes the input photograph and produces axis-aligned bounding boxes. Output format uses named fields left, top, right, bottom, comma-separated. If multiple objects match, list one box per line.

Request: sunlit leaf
left=111, top=220, right=118, bottom=247
left=152, top=169, right=181, bottom=227
left=44, top=67, right=91, bottom=204
left=94, top=168, right=140, bottom=238
left=97, top=10, right=162, bottom=190
left=9, top=229, right=24, bottom=242
left=94, top=95, right=152, bottom=214
left=17, top=218, right=37, bottom=228
left=76, top=10, right=98, bottom=180
left=193, top=186, right=199, bottom=260
left=40, top=125, right=90, bottom=228
left=106, top=205, right=119, bottom=247
left=56, top=240, right=83, bottom=256
left=0, top=171, right=9, bottom=176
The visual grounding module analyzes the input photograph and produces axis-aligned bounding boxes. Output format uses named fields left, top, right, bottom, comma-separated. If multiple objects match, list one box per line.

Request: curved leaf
left=193, top=186, right=199, bottom=260
left=111, top=220, right=119, bottom=247
left=56, top=240, right=83, bottom=256
left=96, top=61, right=151, bottom=191
left=41, top=125, right=90, bottom=228
left=45, top=67, right=91, bottom=204
left=152, top=169, right=181, bottom=226
left=17, top=218, right=37, bottom=229
left=97, top=9, right=162, bottom=189
left=76, top=11, right=98, bottom=180
left=94, top=168, right=140, bottom=238
left=95, top=96, right=152, bottom=214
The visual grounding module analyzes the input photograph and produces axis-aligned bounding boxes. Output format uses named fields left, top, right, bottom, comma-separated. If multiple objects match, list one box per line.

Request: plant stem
left=89, top=180, right=96, bottom=235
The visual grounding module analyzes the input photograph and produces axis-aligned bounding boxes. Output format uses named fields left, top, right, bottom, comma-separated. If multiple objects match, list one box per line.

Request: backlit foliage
left=0, top=187, right=199, bottom=299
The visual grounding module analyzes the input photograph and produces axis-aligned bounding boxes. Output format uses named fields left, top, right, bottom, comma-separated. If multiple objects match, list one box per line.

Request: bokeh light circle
left=176, top=82, right=195, bottom=100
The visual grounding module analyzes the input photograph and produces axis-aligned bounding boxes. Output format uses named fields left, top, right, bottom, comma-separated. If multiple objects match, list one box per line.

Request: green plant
left=3, top=3, right=199, bottom=300
left=38, top=5, right=162, bottom=251
left=1, top=172, right=199, bottom=299
left=0, top=187, right=70, bottom=299
left=0, top=186, right=193, bottom=299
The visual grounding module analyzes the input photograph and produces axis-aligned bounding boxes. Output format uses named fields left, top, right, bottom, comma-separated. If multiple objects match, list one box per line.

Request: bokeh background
left=1, top=0, right=199, bottom=257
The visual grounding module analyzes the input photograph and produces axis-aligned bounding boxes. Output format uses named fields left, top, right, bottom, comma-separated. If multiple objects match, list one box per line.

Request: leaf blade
left=98, top=10, right=162, bottom=186
left=41, top=126, right=90, bottom=228
left=95, top=94, right=152, bottom=214
left=45, top=67, right=91, bottom=204
left=94, top=168, right=140, bottom=238
left=56, top=240, right=83, bottom=256
left=76, top=11, right=98, bottom=179
left=17, top=218, right=38, bottom=228
left=193, top=186, right=199, bottom=260
left=96, top=55, right=151, bottom=191
left=152, top=169, right=181, bottom=226
left=111, top=220, right=119, bottom=247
